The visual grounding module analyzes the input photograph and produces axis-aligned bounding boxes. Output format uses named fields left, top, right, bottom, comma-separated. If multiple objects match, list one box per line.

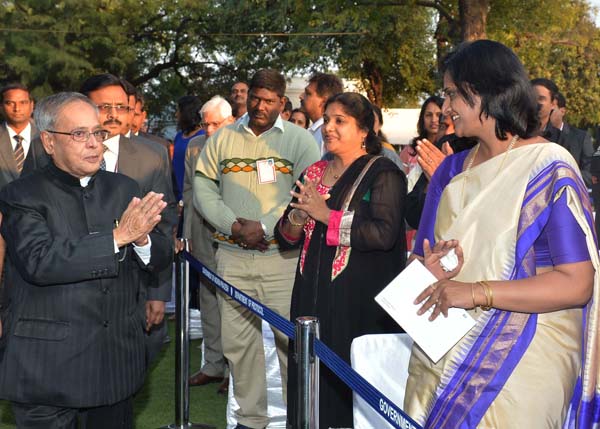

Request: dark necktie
left=99, top=145, right=108, bottom=171
left=13, top=135, right=25, bottom=174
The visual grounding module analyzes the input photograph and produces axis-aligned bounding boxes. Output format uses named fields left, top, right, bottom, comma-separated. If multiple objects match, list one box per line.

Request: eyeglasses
left=96, top=104, right=131, bottom=113
left=46, top=129, right=110, bottom=142
left=201, top=118, right=227, bottom=129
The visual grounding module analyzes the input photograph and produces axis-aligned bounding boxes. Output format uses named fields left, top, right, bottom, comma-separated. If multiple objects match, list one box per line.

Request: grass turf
left=0, top=321, right=228, bottom=428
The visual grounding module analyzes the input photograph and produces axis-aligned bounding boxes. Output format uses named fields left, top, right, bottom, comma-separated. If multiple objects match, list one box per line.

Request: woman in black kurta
left=276, top=93, right=407, bottom=428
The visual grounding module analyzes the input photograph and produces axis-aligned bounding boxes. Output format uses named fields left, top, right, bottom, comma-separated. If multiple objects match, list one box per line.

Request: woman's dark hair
left=290, top=108, right=310, bottom=129
left=324, top=92, right=382, bottom=155
left=177, top=95, right=202, bottom=134
left=411, top=95, right=444, bottom=152
left=371, top=104, right=390, bottom=143
left=442, top=40, right=539, bottom=140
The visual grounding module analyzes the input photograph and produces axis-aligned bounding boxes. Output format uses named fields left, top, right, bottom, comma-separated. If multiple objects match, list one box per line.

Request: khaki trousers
left=198, top=279, right=227, bottom=377
left=215, top=246, right=298, bottom=429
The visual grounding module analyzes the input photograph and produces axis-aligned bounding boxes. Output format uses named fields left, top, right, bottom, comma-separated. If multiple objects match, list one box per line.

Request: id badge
left=257, top=158, right=276, bottom=184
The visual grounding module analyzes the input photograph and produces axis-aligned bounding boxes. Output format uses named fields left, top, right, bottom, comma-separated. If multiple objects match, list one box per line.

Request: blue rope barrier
left=182, top=250, right=422, bottom=429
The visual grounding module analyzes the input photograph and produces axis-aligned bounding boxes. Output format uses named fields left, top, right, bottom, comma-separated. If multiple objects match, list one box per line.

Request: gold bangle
left=482, top=280, right=494, bottom=309
left=287, top=209, right=306, bottom=227
left=478, top=281, right=489, bottom=311
left=478, top=281, right=492, bottom=311
left=471, top=283, right=477, bottom=308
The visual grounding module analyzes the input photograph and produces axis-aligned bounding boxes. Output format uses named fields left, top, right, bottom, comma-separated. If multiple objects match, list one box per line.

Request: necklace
left=327, top=152, right=366, bottom=181
left=461, top=134, right=519, bottom=207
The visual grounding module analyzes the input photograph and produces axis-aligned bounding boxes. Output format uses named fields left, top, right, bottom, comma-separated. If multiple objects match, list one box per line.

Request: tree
left=486, top=0, right=600, bottom=127
left=1, top=0, right=599, bottom=127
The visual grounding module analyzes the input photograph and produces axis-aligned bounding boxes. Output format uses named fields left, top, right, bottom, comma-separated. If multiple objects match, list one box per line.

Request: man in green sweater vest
left=194, top=69, right=320, bottom=429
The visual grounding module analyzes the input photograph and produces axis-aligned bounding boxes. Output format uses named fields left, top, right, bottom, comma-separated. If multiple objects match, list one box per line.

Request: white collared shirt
left=6, top=122, right=32, bottom=158
left=238, top=114, right=285, bottom=137
left=308, top=117, right=325, bottom=155
left=102, top=134, right=120, bottom=173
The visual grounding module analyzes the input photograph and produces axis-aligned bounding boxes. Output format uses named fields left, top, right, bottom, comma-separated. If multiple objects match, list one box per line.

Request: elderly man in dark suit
left=80, top=74, right=177, bottom=364
left=0, top=92, right=170, bottom=429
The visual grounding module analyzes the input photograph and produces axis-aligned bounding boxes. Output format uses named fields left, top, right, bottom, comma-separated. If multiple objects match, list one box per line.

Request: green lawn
left=0, top=321, right=228, bottom=428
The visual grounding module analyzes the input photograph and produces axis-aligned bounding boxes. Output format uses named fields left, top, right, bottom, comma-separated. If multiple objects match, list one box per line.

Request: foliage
left=487, top=0, right=600, bottom=127
left=1, top=0, right=600, bottom=126
left=286, top=1, right=438, bottom=107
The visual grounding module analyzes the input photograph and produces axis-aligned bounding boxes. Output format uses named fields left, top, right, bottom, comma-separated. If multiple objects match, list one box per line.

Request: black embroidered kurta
left=278, top=155, right=407, bottom=428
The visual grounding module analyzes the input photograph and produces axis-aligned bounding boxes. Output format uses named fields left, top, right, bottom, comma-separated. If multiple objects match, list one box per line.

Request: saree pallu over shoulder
left=404, top=143, right=600, bottom=429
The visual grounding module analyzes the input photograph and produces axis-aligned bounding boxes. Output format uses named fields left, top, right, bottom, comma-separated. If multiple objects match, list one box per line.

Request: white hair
left=34, top=92, right=98, bottom=131
left=200, top=95, right=232, bottom=120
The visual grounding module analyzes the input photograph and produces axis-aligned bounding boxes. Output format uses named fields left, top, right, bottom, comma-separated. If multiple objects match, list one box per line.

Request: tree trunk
left=362, top=59, right=383, bottom=107
left=459, top=0, right=489, bottom=41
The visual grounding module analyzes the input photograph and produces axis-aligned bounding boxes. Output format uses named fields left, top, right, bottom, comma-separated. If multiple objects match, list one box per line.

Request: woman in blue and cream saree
left=405, top=40, right=599, bottom=429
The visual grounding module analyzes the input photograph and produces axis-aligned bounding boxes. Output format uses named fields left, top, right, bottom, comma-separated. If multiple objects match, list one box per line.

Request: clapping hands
left=114, top=192, right=166, bottom=247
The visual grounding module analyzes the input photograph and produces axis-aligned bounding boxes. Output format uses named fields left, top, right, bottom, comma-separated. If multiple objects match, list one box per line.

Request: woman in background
left=173, top=95, right=203, bottom=201
left=289, top=108, right=310, bottom=129
left=399, top=95, right=443, bottom=175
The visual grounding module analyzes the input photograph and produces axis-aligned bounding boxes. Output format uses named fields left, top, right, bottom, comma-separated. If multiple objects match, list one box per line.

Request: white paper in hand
left=375, top=260, right=476, bottom=363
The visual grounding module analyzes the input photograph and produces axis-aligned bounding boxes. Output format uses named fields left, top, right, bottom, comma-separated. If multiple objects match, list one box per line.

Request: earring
left=361, top=139, right=366, bottom=149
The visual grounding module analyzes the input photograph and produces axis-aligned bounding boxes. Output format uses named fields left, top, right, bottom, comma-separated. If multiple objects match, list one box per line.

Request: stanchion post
left=161, top=240, right=215, bottom=429
left=295, top=316, right=320, bottom=429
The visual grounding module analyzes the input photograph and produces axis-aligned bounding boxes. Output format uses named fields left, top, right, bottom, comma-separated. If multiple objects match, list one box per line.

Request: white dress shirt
left=6, top=122, right=32, bottom=158
left=308, top=117, right=325, bottom=155
left=102, top=134, right=120, bottom=173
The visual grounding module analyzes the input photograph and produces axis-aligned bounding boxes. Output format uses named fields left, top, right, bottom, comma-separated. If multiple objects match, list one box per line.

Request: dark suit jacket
left=0, top=163, right=171, bottom=407
left=117, top=135, right=177, bottom=301
left=0, top=123, right=49, bottom=189
left=558, top=123, right=594, bottom=187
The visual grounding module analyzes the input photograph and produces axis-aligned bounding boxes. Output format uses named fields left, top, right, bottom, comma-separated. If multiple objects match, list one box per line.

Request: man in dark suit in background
left=0, top=83, right=48, bottom=187
left=0, top=84, right=50, bottom=310
left=0, top=92, right=171, bottom=428
left=550, top=91, right=594, bottom=187
left=531, top=78, right=562, bottom=143
left=80, top=74, right=177, bottom=364
left=131, top=90, right=171, bottom=151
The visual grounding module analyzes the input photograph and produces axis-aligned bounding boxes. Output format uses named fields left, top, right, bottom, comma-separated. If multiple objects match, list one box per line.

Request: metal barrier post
left=295, top=316, right=320, bottom=429
left=162, top=240, right=215, bottom=429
